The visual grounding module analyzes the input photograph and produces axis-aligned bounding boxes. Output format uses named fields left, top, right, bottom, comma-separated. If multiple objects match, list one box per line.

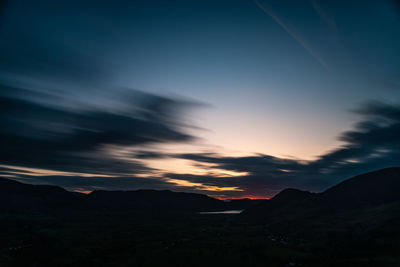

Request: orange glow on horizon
left=214, top=195, right=270, bottom=200
left=165, top=178, right=243, bottom=192
left=142, top=158, right=250, bottom=177
left=73, top=189, right=93, bottom=194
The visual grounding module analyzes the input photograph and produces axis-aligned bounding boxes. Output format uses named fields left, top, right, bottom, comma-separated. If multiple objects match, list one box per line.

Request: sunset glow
left=165, top=178, right=243, bottom=192
left=0, top=1, right=398, bottom=265
left=0, top=0, right=399, bottom=199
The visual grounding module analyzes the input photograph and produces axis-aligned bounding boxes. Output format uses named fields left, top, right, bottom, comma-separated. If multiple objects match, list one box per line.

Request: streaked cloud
left=253, top=0, right=330, bottom=70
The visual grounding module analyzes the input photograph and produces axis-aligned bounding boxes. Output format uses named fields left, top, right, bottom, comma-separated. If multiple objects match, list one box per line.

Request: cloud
left=167, top=101, right=400, bottom=197
left=2, top=80, right=399, bottom=198
left=309, top=101, right=400, bottom=174
left=2, top=87, right=399, bottom=198
left=0, top=85, right=198, bottom=177
left=311, top=0, right=339, bottom=37
left=0, top=1, right=399, bottom=198
left=253, top=0, right=330, bottom=70
left=0, top=1, right=205, bottom=193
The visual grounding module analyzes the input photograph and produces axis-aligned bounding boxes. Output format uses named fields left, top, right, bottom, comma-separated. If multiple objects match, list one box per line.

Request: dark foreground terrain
left=0, top=168, right=399, bottom=267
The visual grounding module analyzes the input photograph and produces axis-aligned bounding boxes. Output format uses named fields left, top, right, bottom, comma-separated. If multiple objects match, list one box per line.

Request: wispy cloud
left=253, top=0, right=330, bottom=70
left=311, top=0, right=338, bottom=35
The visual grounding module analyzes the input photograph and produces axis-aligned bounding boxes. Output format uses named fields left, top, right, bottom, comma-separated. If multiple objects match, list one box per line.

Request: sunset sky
left=1, top=0, right=400, bottom=198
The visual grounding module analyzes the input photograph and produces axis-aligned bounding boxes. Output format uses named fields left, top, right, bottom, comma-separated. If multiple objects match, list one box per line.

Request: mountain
left=224, top=198, right=265, bottom=210
left=0, top=177, right=82, bottom=215
left=1, top=169, right=399, bottom=267
left=86, top=189, right=227, bottom=214
left=240, top=189, right=328, bottom=222
left=0, top=178, right=259, bottom=217
left=240, top=167, right=400, bottom=231
left=2, top=167, right=398, bottom=222
left=321, top=167, right=400, bottom=210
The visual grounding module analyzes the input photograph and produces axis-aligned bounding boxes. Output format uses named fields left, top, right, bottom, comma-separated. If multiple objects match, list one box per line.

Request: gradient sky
left=1, top=0, right=400, bottom=198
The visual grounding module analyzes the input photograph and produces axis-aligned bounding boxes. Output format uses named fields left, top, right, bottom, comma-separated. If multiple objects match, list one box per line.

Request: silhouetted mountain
left=1, top=169, right=399, bottom=266
left=2, top=167, right=399, bottom=224
left=86, top=189, right=227, bottom=213
left=0, top=178, right=260, bottom=217
left=0, top=177, right=82, bottom=215
left=224, top=198, right=265, bottom=210
left=321, top=167, right=400, bottom=210
left=240, top=167, right=400, bottom=231
left=240, top=189, right=328, bottom=222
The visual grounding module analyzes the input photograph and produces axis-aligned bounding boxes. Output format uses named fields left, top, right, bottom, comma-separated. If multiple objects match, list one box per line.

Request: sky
left=1, top=0, right=400, bottom=199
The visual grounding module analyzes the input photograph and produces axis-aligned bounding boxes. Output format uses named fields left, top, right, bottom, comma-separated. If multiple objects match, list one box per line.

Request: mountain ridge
left=1, top=167, right=399, bottom=221
left=0, top=177, right=261, bottom=215
left=240, top=167, right=400, bottom=230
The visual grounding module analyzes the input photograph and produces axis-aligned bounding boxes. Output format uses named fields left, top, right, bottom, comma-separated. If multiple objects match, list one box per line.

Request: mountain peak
left=240, top=167, right=400, bottom=223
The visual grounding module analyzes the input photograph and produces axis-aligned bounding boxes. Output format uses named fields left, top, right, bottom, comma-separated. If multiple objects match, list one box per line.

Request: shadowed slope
left=240, top=167, right=400, bottom=228
left=322, top=167, right=400, bottom=210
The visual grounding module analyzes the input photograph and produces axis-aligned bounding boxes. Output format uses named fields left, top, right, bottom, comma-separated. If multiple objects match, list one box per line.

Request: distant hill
left=0, top=178, right=82, bottom=215
left=2, top=167, right=398, bottom=225
left=86, top=189, right=227, bottom=214
left=0, top=178, right=260, bottom=217
left=240, top=188, right=328, bottom=222
left=224, top=198, right=265, bottom=210
left=240, top=167, right=400, bottom=235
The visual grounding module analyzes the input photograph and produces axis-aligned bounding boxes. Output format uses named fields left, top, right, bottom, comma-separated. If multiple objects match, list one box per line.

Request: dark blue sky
left=1, top=0, right=400, bottom=198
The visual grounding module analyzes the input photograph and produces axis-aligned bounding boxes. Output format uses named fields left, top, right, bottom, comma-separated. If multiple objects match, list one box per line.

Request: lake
left=199, top=210, right=243, bottom=214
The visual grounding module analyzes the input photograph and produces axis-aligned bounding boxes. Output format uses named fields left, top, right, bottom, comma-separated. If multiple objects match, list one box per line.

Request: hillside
left=240, top=167, right=400, bottom=235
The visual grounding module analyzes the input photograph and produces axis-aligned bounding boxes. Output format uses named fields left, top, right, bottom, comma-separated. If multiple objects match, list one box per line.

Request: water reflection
left=199, top=210, right=243, bottom=215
